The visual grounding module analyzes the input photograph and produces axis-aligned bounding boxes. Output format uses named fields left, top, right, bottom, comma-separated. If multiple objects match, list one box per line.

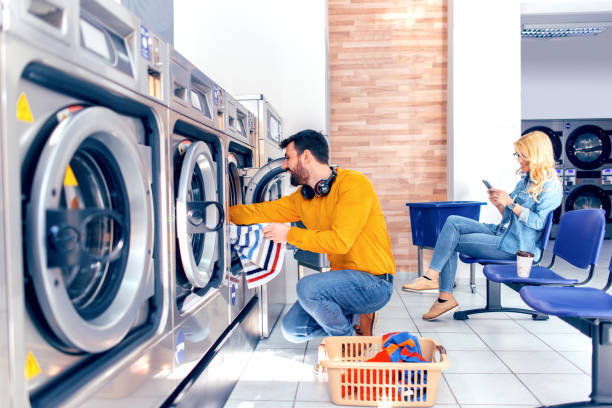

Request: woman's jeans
left=281, top=269, right=393, bottom=343
left=429, top=215, right=515, bottom=293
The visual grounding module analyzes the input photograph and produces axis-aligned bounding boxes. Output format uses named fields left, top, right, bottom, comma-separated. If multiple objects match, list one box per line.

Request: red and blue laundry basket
left=318, top=336, right=449, bottom=407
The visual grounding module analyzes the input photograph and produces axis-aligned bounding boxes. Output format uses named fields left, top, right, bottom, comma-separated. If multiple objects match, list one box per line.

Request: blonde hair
left=514, top=130, right=559, bottom=202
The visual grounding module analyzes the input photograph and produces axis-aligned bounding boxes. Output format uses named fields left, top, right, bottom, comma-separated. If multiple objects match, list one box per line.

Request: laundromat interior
left=4, top=0, right=612, bottom=407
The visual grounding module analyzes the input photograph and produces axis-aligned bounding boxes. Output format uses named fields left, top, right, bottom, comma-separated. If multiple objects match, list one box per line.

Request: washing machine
left=166, top=48, right=232, bottom=382
left=0, top=1, right=176, bottom=407
left=236, top=94, right=293, bottom=338
left=521, top=120, right=564, bottom=227
left=562, top=119, right=612, bottom=238
left=237, top=94, right=284, bottom=167
left=224, top=95, right=259, bottom=325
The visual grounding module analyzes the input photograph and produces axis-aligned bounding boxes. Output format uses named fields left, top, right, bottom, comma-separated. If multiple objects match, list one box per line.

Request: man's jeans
left=429, top=215, right=515, bottom=293
left=280, top=269, right=393, bottom=343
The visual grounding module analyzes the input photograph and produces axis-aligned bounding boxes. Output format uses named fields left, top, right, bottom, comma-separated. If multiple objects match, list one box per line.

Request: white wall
left=448, top=0, right=522, bottom=223
left=173, top=0, right=328, bottom=138
left=522, top=3, right=612, bottom=119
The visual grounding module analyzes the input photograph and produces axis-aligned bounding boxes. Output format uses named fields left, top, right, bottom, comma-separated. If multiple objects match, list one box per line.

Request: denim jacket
left=485, top=174, right=562, bottom=262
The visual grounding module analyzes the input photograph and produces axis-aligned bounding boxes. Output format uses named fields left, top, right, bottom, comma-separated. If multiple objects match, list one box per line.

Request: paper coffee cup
left=517, top=250, right=534, bottom=278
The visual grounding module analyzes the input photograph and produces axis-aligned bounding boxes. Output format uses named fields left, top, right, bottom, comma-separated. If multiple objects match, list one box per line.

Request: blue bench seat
left=483, top=264, right=579, bottom=285
left=521, top=286, right=612, bottom=319
left=454, top=209, right=605, bottom=322
left=519, top=256, right=612, bottom=407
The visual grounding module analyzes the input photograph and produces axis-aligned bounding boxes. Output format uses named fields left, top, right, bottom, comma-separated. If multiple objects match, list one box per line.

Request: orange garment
left=230, top=168, right=395, bottom=276
left=341, top=332, right=428, bottom=401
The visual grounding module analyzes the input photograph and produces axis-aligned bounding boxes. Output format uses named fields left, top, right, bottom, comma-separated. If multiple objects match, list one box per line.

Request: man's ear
left=301, top=149, right=312, bottom=164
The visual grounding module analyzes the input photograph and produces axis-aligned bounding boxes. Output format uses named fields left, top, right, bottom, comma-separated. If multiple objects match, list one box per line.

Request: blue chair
left=454, top=208, right=605, bottom=321
left=453, top=210, right=555, bottom=320
left=458, top=210, right=555, bottom=294
left=520, top=255, right=612, bottom=408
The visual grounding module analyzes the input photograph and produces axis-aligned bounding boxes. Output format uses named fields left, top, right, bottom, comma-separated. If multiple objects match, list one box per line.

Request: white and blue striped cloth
left=229, top=223, right=286, bottom=289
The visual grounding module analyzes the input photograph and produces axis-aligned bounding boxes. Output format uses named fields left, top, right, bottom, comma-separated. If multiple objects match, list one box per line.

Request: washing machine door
left=245, top=158, right=289, bottom=204
left=566, top=125, right=611, bottom=170
left=27, top=106, right=154, bottom=353
left=227, top=153, right=244, bottom=207
left=522, top=126, right=562, bottom=164
left=176, top=141, right=224, bottom=288
left=565, top=185, right=611, bottom=220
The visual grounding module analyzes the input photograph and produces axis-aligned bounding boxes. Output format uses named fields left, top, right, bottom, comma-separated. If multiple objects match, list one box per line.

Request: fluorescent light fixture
left=521, top=22, right=610, bottom=38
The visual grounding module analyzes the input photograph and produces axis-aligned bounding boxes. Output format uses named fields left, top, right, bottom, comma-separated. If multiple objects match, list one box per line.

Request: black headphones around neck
left=301, top=167, right=338, bottom=199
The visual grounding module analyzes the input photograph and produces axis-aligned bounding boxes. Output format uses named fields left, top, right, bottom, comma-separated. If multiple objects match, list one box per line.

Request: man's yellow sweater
left=230, top=168, right=395, bottom=276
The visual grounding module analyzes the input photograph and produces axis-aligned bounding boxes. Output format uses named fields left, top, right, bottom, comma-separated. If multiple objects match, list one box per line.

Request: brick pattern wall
left=328, top=0, right=447, bottom=272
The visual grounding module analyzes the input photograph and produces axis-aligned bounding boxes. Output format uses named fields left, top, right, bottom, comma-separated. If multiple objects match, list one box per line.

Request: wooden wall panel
left=328, top=0, right=447, bottom=272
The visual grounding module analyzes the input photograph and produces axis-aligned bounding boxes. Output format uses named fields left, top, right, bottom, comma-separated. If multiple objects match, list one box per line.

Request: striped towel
left=229, top=223, right=286, bottom=289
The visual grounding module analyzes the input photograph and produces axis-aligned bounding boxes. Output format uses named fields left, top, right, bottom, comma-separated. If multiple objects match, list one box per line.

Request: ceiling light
left=521, top=23, right=609, bottom=38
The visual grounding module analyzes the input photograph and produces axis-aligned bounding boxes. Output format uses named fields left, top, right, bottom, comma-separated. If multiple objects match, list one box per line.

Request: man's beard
left=289, top=162, right=309, bottom=186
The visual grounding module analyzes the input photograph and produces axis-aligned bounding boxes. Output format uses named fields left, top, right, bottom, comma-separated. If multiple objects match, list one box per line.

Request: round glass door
left=27, top=106, right=154, bottom=353
left=565, top=185, right=610, bottom=221
left=566, top=125, right=611, bottom=170
left=245, top=158, right=289, bottom=204
left=176, top=141, right=224, bottom=288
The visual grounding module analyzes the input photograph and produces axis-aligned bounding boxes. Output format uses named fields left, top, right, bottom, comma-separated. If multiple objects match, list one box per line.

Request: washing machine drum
left=26, top=106, right=154, bottom=353
left=176, top=141, right=224, bottom=288
left=227, top=154, right=244, bottom=207
left=522, top=126, right=562, bottom=163
left=245, top=158, right=288, bottom=204
left=565, top=185, right=611, bottom=220
left=566, top=125, right=611, bottom=170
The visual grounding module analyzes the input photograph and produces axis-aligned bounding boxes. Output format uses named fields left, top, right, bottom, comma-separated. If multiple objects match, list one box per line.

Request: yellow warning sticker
left=64, top=164, right=78, bottom=186
left=25, top=351, right=41, bottom=380
left=17, top=92, right=34, bottom=123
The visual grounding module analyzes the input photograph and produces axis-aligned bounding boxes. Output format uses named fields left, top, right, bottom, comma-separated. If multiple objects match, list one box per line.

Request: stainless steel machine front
left=236, top=94, right=292, bottom=338
left=0, top=0, right=176, bottom=406
left=166, top=48, right=232, bottom=387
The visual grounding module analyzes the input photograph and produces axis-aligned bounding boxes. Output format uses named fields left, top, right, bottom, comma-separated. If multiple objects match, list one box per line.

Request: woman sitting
left=402, top=130, right=562, bottom=320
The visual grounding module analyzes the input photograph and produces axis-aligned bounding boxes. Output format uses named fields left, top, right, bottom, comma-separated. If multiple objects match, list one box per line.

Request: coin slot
left=148, top=69, right=161, bottom=99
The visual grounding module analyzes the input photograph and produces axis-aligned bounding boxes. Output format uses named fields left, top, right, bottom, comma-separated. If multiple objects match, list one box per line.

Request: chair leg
left=590, top=322, right=612, bottom=405
left=539, top=324, right=612, bottom=407
left=470, top=264, right=476, bottom=294
left=453, top=280, right=549, bottom=320
left=417, top=246, right=424, bottom=277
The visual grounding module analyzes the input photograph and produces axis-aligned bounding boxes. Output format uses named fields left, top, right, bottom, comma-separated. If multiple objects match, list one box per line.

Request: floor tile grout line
left=462, top=317, right=545, bottom=406
left=522, top=322, right=592, bottom=376
left=396, top=284, right=464, bottom=406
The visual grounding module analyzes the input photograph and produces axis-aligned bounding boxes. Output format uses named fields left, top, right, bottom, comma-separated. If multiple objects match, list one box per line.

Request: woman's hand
left=488, top=188, right=513, bottom=207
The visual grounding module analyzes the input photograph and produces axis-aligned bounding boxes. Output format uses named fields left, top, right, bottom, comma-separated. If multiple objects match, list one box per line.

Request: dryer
left=0, top=1, right=175, bottom=407
left=564, top=119, right=612, bottom=172
left=166, top=49, right=230, bottom=381
left=563, top=119, right=612, bottom=238
left=522, top=120, right=564, bottom=167
left=521, top=120, right=564, bottom=228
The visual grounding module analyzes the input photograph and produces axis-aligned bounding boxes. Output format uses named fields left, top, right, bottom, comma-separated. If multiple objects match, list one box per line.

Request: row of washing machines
left=0, top=1, right=290, bottom=407
left=522, top=119, right=612, bottom=238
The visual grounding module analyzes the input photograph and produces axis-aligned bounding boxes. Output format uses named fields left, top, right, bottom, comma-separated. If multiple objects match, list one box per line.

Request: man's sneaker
left=354, top=312, right=378, bottom=337
left=422, top=297, right=459, bottom=320
left=402, top=277, right=440, bottom=293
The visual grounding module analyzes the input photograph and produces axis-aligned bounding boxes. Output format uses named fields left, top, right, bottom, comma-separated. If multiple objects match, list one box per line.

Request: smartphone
left=482, top=179, right=492, bottom=189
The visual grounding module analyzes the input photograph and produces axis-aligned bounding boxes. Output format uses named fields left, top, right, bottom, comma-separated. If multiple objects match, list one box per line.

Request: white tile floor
left=225, top=242, right=612, bottom=407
